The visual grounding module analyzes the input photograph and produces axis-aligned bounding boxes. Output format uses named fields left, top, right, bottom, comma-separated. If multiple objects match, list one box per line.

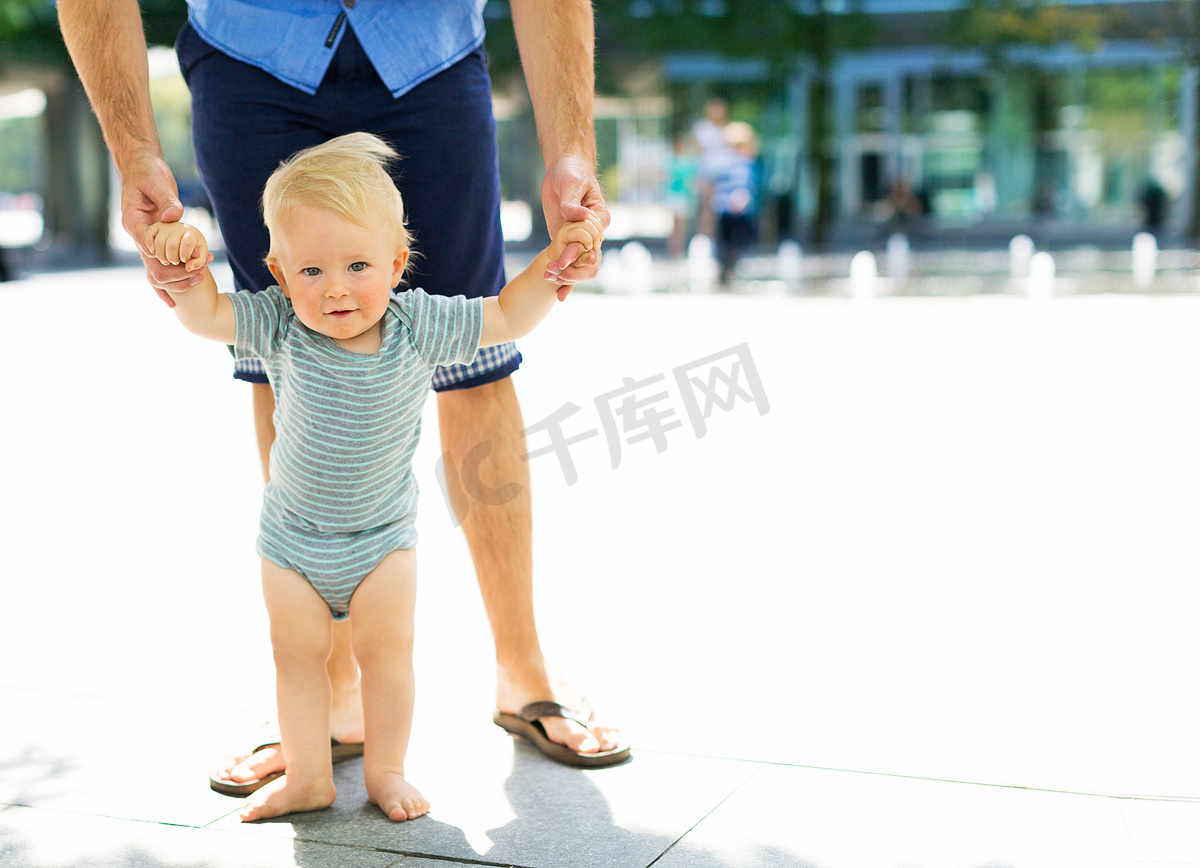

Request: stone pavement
left=1, top=263, right=1199, bottom=867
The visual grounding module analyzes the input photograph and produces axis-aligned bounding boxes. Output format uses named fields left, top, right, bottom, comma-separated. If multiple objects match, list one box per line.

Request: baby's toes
left=386, top=798, right=422, bottom=821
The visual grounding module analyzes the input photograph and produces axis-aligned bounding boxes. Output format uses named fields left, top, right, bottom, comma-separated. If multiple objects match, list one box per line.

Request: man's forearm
left=57, top=0, right=162, bottom=175
left=509, top=0, right=596, bottom=168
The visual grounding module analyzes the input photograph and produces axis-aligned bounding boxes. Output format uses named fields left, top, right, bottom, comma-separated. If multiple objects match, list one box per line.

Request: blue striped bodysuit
left=230, top=286, right=483, bottom=619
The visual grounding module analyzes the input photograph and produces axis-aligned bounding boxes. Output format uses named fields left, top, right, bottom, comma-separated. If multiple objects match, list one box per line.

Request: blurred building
left=653, top=0, right=1192, bottom=242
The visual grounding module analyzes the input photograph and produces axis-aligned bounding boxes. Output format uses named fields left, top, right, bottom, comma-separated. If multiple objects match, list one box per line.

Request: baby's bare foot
left=367, top=771, right=429, bottom=821
left=238, top=775, right=336, bottom=823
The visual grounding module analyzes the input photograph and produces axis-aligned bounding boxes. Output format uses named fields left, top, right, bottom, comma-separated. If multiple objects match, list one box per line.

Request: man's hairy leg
left=218, top=384, right=365, bottom=785
left=437, top=376, right=620, bottom=754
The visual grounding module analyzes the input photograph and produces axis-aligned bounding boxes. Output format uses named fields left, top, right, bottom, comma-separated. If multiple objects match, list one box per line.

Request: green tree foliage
left=0, top=0, right=187, bottom=64
left=0, top=0, right=65, bottom=65
left=597, top=0, right=873, bottom=65
left=483, top=0, right=874, bottom=90
left=951, top=0, right=1109, bottom=60
left=0, top=0, right=39, bottom=37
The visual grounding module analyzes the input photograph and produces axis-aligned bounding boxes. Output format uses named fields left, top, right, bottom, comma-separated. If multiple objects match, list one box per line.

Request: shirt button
left=344, top=0, right=355, bottom=7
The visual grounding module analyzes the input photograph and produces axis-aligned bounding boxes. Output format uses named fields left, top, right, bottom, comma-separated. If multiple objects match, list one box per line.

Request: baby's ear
left=266, top=257, right=289, bottom=296
left=391, top=248, right=410, bottom=287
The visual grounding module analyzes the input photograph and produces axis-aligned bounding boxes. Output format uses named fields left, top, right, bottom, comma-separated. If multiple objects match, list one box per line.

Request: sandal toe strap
left=518, top=700, right=595, bottom=728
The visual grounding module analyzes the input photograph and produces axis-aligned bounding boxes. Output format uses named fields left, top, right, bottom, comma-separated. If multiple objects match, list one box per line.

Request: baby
left=147, top=132, right=602, bottom=823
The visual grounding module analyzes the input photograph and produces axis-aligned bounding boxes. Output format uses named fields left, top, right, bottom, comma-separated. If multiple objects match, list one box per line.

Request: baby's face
left=268, top=204, right=408, bottom=352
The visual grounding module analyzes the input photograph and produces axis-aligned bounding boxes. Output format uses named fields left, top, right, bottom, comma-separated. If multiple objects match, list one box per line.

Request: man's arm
left=58, top=0, right=160, bottom=184
left=57, top=0, right=205, bottom=300
left=509, top=0, right=608, bottom=296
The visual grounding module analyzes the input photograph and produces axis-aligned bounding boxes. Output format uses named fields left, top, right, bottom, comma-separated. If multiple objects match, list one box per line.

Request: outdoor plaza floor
left=1, top=253, right=1199, bottom=867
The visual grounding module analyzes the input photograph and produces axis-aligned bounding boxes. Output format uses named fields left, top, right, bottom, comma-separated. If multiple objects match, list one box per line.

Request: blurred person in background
left=693, top=97, right=729, bottom=240
left=712, top=121, right=760, bottom=286
left=1141, top=179, right=1167, bottom=237
left=666, top=132, right=698, bottom=258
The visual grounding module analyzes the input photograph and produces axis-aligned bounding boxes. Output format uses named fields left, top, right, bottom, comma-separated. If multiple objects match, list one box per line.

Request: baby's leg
left=240, top=559, right=338, bottom=822
left=348, top=548, right=428, bottom=821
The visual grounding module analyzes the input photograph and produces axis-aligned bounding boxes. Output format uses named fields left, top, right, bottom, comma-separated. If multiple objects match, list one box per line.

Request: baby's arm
left=147, top=221, right=236, bottom=345
left=479, top=211, right=603, bottom=347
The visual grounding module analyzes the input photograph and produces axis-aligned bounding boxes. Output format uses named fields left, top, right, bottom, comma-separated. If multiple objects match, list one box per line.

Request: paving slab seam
left=644, top=766, right=767, bottom=868
left=280, top=838, right=542, bottom=868
left=629, top=748, right=1200, bottom=803
left=242, top=836, right=532, bottom=867
left=202, top=804, right=250, bottom=827
left=377, top=859, right=523, bottom=868
left=1, top=804, right=529, bottom=868
left=0, top=802, right=230, bottom=829
left=0, top=801, right=250, bottom=835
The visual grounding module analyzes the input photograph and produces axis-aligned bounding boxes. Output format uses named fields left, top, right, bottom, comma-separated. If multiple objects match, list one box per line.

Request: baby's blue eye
left=303, top=267, right=321, bottom=277
left=349, top=262, right=367, bottom=272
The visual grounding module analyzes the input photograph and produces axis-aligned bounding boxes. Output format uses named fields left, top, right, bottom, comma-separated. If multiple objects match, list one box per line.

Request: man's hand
left=121, top=152, right=211, bottom=306
left=543, top=211, right=604, bottom=285
left=542, top=154, right=610, bottom=301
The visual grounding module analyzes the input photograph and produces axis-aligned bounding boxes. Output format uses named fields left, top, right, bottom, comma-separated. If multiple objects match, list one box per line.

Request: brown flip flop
left=208, top=730, right=365, bottom=796
left=493, top=700, right=631, bottom=768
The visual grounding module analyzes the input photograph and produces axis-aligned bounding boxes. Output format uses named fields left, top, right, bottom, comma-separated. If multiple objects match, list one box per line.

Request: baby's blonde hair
left=262, top=132, right=413, bottom=271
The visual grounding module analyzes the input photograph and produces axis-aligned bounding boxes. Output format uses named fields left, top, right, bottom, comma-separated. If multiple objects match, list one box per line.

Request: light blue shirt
left=186, top=0, right=487, bottom=96
left=712, top=151, right=759, bottom=217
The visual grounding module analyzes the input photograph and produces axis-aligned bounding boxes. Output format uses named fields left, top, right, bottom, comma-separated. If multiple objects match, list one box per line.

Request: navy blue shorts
left=176, top=22, right=520, bottom=391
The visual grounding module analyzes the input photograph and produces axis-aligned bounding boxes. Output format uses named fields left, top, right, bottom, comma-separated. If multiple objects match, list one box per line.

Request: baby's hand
left=146, top=221, right=210, bottom=274
left=544, top=211, right=604, bottom=284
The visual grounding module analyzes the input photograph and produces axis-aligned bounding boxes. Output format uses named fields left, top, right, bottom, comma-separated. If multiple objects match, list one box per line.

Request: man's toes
left=590, top=724, right=622, bottom=752
left=227, top=747, right=284, bottom=782
left=542, top=718, right=601, bottom=753
left=226, top=760, right=260, bottom=783
left=571, top=730, right=602, bottom=753
left=226, top=760, right=255, bottom=783
left=541, top=717, right=626, bottom=754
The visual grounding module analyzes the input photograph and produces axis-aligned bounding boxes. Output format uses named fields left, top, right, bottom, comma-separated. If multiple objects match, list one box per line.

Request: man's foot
left=367, top=771, right=430, bottom=821
left=211, top=733, right=364, bottom=796
left=495, top=668, right=627, bottom=764
left=211, top=681, right=365, bottom=794
left=238, top=774, right=336, bottom=822
left=331, top=680, right=366, bottom=745
left=215, top=743, right=285, bottom=790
